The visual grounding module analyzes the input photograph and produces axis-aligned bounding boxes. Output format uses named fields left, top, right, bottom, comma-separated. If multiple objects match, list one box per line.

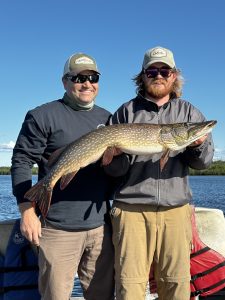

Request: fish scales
left=24, top=120, right=217, bottom=217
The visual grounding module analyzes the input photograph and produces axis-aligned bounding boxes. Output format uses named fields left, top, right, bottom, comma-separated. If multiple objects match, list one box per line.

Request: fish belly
left=120, top=144, right=165, bottom=155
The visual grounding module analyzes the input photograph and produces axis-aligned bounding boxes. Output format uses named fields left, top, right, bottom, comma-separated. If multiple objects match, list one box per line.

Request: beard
left=145, top=79, right=174, bottom=99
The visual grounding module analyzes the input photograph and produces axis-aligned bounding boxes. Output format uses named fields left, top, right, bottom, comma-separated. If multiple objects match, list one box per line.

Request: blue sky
left=0, top=0, right=225, bottom=166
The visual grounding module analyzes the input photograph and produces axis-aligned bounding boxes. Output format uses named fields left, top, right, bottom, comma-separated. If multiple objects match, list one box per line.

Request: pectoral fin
left=102, top=147, right=115, bottom=166
left=60, top=171, right=78, bottom=190
left=160, top=149, right=170, bottom=171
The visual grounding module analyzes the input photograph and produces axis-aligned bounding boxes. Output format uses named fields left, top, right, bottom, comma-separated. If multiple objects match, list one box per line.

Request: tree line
left=1, top=160, right=225, bottom=175
left=189, top=160, right=225, bottom=175
left=0, top=167, right=38, bottom=175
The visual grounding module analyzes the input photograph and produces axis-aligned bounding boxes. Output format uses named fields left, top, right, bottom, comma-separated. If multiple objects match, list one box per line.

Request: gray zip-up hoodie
left=104, top=95, right=215, bottom=207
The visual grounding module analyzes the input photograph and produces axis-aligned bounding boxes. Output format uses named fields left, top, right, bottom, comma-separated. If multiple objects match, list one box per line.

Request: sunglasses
left=67, top=73, right=99, bottom=84
left=144, top=68, right=173, bottom=78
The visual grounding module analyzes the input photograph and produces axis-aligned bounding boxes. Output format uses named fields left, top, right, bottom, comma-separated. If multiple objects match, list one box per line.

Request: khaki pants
left=38, top=224, right=114, bottom=300
left=111, top=203, right=192, bottom=300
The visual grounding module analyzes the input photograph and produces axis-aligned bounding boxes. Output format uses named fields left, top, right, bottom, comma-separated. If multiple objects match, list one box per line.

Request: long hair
left=133, top=69, right=184, bottom=99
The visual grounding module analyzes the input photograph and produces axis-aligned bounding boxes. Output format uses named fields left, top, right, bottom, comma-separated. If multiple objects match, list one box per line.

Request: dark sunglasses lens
left=145, top=69, right=158, bottom=78
left=89, top=74, right=99, bottom=83
left=160, top=69, right=171, bottom=77
left=69, top=74, right=99, bottom=84
left=145, top=68, right=171, bottom=78
left=75, top=75, right=86, bottom=83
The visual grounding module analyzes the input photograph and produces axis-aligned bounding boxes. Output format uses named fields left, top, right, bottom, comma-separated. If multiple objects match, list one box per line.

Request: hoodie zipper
left=156, top=109, right=162, bottom=208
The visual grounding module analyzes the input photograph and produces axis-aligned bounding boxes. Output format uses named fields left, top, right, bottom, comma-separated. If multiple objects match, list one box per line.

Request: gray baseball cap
left=63, top=53, right=100, bottom=76
left=142, top=46, right=176, bottom=69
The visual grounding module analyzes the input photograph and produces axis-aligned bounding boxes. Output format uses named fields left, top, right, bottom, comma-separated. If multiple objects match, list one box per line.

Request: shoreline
left=1, top=160, right=225, bottom=176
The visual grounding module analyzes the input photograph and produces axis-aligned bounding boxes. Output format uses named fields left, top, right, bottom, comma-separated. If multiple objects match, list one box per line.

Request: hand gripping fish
left=24, top=120, right=216, bottom=217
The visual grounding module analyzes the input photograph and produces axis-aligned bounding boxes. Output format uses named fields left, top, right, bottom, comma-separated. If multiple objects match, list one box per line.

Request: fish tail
left=24, top=179, right=52, bottom=218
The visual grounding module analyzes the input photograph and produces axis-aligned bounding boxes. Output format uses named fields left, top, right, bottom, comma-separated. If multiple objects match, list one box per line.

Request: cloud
left=214, top=148, right=225, bottom=161
left=0, top=141, right=15, bottom=152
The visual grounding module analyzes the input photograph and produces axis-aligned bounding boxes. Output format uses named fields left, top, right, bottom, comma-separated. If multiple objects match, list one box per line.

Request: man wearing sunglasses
left=104, top=46, right=214, bottom=300
left=11, top=53, right=115, bottom=300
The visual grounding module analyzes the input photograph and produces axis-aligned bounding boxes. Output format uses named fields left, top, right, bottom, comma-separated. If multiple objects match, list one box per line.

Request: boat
left=1, top=207, right=225, bottom=300
left=191, top=207, right=225, bottom=300
left=149, top=207, right=225, bottom=300
left=0, top=218, right=82, bottom=300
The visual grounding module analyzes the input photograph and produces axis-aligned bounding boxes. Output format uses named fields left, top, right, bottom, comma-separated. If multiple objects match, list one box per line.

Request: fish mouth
left=173, top=120, right=217, bottom=149
left=188, top=120, right=217, bottom=141
left=204, top=120, right=217, bottom=128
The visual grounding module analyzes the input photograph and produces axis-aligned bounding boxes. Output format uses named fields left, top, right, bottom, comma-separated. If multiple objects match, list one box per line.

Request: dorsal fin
left=47, top=146, right=67, bottom=168
left=60, top=171, right=79, bottom=190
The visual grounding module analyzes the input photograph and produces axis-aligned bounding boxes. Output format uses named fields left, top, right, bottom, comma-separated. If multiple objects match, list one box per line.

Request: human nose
left=155, top=70, right=163, bottom=77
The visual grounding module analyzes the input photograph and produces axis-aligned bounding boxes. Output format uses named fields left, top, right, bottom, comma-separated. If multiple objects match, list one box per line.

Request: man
left=104, top=46, right=215, bottom=300
left=11, top=53, right=115, bottom=300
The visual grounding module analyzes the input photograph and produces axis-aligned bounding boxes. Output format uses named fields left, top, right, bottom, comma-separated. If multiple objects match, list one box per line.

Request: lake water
left=1, top=175, right=225, bottom=299
left=1, top=175, right=225, bottom=221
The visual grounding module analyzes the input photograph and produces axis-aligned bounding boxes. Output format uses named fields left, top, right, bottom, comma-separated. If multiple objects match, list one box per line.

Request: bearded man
left=103, top=46, right=215, bottom=300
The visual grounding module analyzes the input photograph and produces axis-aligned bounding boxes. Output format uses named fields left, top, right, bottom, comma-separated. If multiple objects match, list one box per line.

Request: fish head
left=162, top=120, right=217, bottom=150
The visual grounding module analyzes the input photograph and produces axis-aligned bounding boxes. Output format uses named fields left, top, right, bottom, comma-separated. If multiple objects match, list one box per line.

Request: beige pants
left=38, top=224, right=114, bottom=300
left=111, top=203, right=192, bottom=300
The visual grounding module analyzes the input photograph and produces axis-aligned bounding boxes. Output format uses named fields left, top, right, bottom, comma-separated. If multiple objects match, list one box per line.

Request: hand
left=19, top=202, right=42, bottom=246
left=102, top=147, right=123, bottom=166
left=189, top=134, right=208, bottom=147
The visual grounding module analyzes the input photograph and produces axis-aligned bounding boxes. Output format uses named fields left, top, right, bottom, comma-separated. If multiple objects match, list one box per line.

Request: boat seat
left=195, top=207, right=225, bottom=257
left=0, top=219, right=37, bottom=256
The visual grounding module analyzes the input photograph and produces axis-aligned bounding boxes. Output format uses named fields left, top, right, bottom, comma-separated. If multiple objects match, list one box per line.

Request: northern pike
left=24, top=120, right=216, bottom=217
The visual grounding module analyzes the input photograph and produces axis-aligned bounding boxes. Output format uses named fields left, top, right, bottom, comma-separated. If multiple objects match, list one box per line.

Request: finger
left=32, top=231, right=40, bottom=246
left=195, top=135, right=207, bottom=145
left=38, top=224, right=42, bottom=238
left=24, top=230, right=33, bottom=243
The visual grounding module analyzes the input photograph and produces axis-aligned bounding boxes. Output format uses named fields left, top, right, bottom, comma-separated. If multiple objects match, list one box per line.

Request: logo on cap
left=151, top=48, right=167, bottom=58
left=75, top=57, right=94, bottom=65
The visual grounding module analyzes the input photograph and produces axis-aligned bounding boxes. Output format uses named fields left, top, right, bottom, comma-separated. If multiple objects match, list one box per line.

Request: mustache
left=152, top=79, right=166, bottom=84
